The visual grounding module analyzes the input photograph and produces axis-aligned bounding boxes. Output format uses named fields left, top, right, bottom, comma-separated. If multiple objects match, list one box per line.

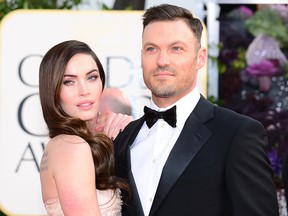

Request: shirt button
left=149, top=197, right=153, bottom=202
left=152, top=159, right=156, bottom=163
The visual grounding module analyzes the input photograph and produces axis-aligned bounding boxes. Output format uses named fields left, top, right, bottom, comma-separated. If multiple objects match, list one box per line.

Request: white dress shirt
left=130, top=88, right=200, bottom=216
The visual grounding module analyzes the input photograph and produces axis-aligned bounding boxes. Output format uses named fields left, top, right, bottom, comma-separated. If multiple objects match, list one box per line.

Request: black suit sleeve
left=226, top=118, right=279, bottom=216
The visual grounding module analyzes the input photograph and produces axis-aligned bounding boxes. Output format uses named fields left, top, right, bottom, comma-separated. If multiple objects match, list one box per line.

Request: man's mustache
left=152, top=66, right=176, bottom=74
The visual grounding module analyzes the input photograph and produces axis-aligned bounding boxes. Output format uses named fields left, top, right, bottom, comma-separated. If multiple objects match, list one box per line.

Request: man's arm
left=226, top=119, right=279, bottom=215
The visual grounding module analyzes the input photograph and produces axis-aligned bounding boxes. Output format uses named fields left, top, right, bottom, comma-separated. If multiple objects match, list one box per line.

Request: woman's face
left=59, top=53, right=102, bottom=121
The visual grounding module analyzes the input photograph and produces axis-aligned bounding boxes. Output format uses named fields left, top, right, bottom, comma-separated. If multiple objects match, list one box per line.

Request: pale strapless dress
left=44, top=189, right=122, bottom=216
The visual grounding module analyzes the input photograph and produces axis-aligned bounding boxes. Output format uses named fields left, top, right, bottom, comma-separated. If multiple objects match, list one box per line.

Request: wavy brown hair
left=39, top=40, right=129, bottom=192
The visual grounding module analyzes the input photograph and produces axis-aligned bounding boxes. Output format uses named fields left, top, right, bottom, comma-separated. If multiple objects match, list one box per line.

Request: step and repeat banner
left=0, top=10, right=207, bottom=215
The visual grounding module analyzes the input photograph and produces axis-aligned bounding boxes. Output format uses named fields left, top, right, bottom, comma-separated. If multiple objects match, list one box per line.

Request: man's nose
left=157, top=51, right=170, bottom=66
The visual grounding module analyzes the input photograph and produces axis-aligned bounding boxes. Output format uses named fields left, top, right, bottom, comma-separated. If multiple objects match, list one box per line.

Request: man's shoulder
left=114, top=117, right=144, bottom=141
left=213, top=105, right=264, bottom=130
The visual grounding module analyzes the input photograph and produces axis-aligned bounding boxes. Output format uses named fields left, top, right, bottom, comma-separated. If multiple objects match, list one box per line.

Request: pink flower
left=239, top=6, right=253, bottom=17
left=270, top=4, right=288, bottom=25
left=246, top=59, right=279, bottom=76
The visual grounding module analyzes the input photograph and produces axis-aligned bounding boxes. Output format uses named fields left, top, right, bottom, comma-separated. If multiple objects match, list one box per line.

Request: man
left=114, top=4, right=279, bottom=216
left=100, top=87, right=132, bottom=116
left=97, top=87, right=133, bottom=138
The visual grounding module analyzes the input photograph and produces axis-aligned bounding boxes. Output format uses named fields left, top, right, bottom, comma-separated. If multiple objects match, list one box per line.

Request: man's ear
left=196, top=47, right=207, bottom=70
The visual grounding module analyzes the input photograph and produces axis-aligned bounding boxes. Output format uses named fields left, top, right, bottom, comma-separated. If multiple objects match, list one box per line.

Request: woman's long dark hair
left=39, top=40, right=129, bottom=192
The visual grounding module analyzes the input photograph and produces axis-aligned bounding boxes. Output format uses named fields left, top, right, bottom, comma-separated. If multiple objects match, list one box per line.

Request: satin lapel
left=122, top=117, right=146, bottom=216
left=149, top=97, right=213, bottom=215
left=126, top=150, right=145, bottom=216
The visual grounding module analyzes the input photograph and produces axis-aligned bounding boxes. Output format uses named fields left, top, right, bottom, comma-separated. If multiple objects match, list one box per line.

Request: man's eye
left=173, top=47, right=182, bottom=51
left=147, top=47, right=155, bottom=52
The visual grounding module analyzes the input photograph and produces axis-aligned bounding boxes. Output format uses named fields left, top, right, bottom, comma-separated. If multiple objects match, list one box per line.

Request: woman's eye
left=88, top=74, right=98, bottom=81
left=63, top=80, right=74, bottom=86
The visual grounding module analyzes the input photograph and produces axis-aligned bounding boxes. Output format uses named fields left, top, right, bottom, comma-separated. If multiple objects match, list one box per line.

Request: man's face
left=141, top=19, right=206, bottom=107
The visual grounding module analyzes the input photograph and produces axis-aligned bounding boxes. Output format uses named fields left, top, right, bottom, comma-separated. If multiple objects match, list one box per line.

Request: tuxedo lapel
left=117, top=117, right=146, bottom=216
left=126, top=149, right=145, bottom=216
left=149, top=96, right=213, bottom=215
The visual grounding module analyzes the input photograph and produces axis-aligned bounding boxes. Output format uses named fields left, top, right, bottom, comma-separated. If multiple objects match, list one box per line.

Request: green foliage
left=98, top=1, right=132, bottom=10
left=99, top=2, right=111, bottom=10
left=0, top=0, right=83, bottom=21
left=207, top=95, right=222, bottom=106
left=282, top=63, right=288, bottom=79
left=231, top=48, right=246, bottom=71
left=244, top=7, right=288, bottom=48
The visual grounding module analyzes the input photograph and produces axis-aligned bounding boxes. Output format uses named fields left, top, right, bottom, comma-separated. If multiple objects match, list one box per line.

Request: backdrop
left=0, top=10, right=207, bottom=215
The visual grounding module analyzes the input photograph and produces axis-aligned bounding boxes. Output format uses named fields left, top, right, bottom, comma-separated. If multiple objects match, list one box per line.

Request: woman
left=39, top=40, right=130, bottom=215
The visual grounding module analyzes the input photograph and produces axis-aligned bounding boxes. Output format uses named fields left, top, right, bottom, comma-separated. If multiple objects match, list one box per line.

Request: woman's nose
left=79, top=83, right=89, bottom=96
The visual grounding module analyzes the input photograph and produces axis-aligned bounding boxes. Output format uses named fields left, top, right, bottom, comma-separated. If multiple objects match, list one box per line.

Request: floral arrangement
left=245, top=5, right=288, bottom=49
left=217, top=4, right=288, bottom=189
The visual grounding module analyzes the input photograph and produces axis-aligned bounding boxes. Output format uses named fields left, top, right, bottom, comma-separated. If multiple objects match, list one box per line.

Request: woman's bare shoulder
left=49, top=134, right=86, bottom=145
left=46, top=135, right=89, bottom=152
left=43, top=135, right=92, bottom=169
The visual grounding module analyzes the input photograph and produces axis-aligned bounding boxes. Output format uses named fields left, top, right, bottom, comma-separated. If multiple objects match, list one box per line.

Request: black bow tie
left=144, top=105, right=177, bottom=128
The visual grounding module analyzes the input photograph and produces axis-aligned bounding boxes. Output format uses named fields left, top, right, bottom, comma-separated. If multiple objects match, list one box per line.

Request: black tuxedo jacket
left=114, top=96, right=279, bottom=216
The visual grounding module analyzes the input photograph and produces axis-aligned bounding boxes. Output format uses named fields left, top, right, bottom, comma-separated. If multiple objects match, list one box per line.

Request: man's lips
left=154, top=70, right=174, bottom=75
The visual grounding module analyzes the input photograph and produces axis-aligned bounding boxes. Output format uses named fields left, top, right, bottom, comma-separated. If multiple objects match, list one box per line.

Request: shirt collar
left=149, top=88, right=200, bottom=130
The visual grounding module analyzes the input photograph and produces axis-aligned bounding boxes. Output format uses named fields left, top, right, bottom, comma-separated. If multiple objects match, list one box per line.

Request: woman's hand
left=95, top=112, right=133, bottom=139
